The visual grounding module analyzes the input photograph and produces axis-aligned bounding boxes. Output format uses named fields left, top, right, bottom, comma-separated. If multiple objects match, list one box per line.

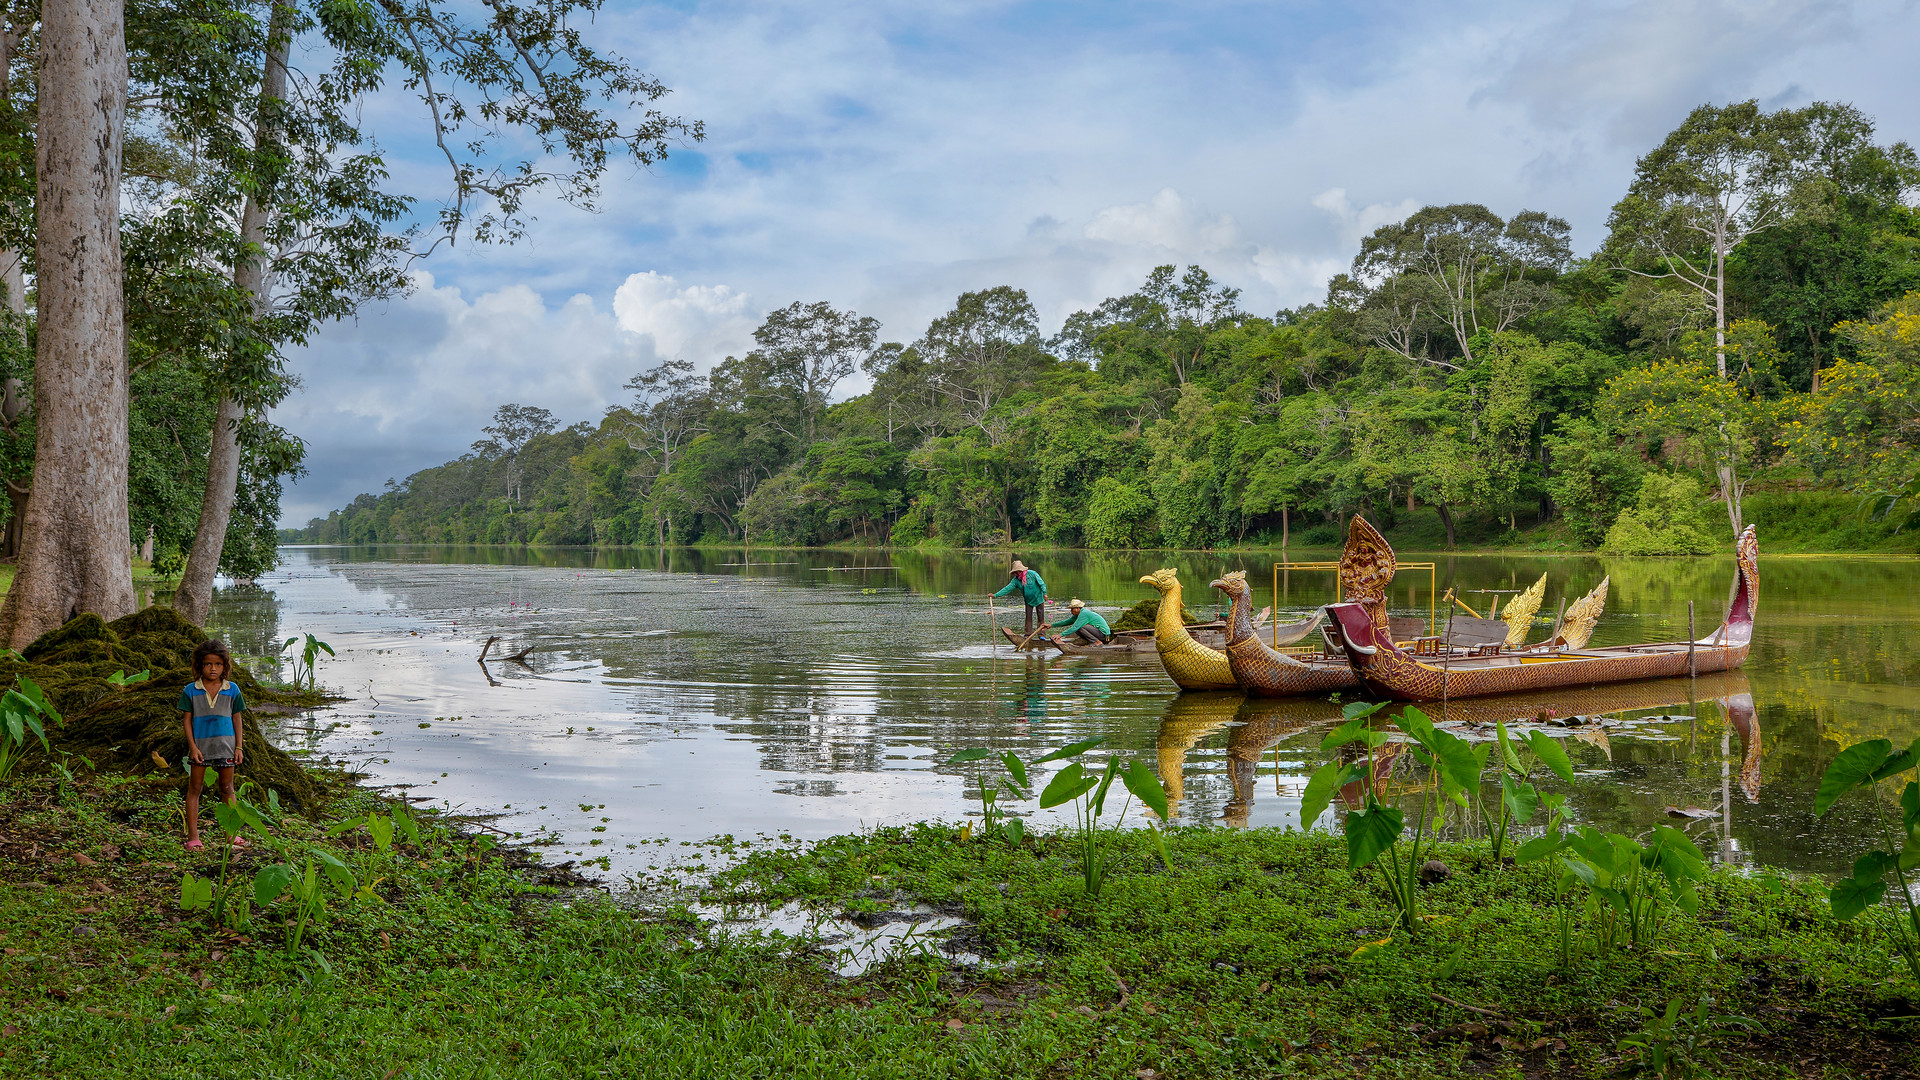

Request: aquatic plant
left=280, top=632, right=335, bottom=690
left=1616, top=993, right=1756, bottom=1078
left=178, top=778, right=274, bottom=929
left=1481, top=720, right=1576, bottom=862
left=1301, top=702, right=1481, bottom=937
left=1523, top=824, right=1706, bottom=958
left=946, top=747, right=1030, bottom=845
left=1812, top=736, right=1920, bottom=983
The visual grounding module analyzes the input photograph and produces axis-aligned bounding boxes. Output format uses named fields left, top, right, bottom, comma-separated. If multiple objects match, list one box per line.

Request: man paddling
left=1047, top=599, right=1112, bottom=645
left=992, top=559, right=1048, bottom=635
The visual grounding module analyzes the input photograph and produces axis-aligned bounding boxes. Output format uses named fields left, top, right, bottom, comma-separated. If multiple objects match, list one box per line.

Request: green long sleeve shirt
left=1050, top=608, right=1111, bottom=636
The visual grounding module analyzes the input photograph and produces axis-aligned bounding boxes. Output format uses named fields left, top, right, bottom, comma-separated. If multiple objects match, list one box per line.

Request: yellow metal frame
left=1272, top=559, right=1437, bottom=648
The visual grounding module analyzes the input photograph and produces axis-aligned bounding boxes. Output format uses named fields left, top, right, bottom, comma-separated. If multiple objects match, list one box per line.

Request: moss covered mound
left=9, top=608, right=331, bottom=810
left=1110, top=597, right=1203, bottom=633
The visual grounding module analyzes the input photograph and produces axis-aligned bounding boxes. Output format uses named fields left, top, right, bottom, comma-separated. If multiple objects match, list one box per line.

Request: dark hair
left=191, top=639, right=233, bottom=679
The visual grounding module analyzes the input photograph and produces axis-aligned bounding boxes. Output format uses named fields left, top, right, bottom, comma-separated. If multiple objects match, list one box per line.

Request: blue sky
left=273, top=0, right=1920, bottom=525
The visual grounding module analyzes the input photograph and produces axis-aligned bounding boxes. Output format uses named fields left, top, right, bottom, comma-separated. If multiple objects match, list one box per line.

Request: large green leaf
left=1514, top=833, right=1566, bottom=864
left=1815, top=739, right=1894, bottom=816
left=1525, top=730, right=1576, bottom=784
left=1039, top=763, right=1098, bottom=809
left=1870, top=738, right=1920, bottom=782
left=1090, top=757, right=1121, bottom=816
left=315, top=850, right=356, bottom=899
left=1852, top=850, right=1896, bottom=883
left=1905, top=782, right=1920, bottom=833
left=1423, top=727, right=1484, bottom=800
left=1002, top=752, right=1028, bottom=792
left=368, top=813, right=394, bottom=852
left=1342, top=700, right=1389, bottom=721
left=1397, top=706, right=1436, bottom=741
left=1344, top=804, right=1403, bottom=870
left=1320, top=717, right=1373, bottom=750
left=253, top=863, right=295, bottom=906
left=1496, top=722, right=1524, bottom=775
left=1032, top=737, right=1105, bottom=765
left=1831, top=876, right=1887, bottom=921
left=179, top=874, right=214, bottom=911
left=946, top=749, right=993, bottom=764
left=1120, top=760, right=1169, bottom=820
left=1299, top=761, right=1357, bottom=830
left=1501, top=775, right=1539, bottom=826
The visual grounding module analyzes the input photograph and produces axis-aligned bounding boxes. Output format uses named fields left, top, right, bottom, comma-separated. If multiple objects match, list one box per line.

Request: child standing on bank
left=179, top=639, right=247, bottom=851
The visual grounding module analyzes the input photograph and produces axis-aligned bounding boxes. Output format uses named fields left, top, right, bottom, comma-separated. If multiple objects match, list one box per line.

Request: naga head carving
left=1209, top=570, right=1248, bottom=597
left=1338, top=516, right=1395, bottom=608
left=1139, top=568, right=1181, bottom=595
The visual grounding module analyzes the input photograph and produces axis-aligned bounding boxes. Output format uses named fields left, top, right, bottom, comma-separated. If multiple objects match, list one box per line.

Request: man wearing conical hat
left=992, top=558, right=1048, bottom=635
left=1047, top=598, right=1112, bottom=645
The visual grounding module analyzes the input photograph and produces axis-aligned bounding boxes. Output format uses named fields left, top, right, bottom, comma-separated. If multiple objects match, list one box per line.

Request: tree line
left=291, top=100, right=1920, bottom=555
left=0, top=0, right=698, bottom=648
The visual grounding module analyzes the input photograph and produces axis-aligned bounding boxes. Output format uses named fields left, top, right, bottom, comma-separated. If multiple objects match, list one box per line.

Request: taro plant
left=106, top=669, right=150, bottom=687
left=1031, top=737, right=1172, bottom=897
left=178, top=777, right=275, bottom=929
left=1482, top=721, right=1576, bottom=862
left=280, top=632, right=336, bottom=690
left=1617, top=993, right=1756, bottom=1079
left=1524, top=824, right=1707, bottom=958
left=1300, top=702, right=1481, bottom=937
left=947, top=747, right=1031, bottom=845
left=1811, top=736, right=1920, bottom=982
left=253, top=850, right=357, bottom=962
left=0, top=676, right=59, bottom=780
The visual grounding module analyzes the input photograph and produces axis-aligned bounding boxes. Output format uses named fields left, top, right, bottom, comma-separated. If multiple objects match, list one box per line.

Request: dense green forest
left=290, top=101, right=1920, bottom=554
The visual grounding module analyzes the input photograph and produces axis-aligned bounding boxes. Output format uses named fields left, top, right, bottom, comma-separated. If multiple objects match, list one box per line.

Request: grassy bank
left=2, top=774, right=1916, bottom=1079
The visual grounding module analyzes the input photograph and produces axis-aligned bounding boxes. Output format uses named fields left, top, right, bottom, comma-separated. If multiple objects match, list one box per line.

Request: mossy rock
left=1110, top=597, right=1204, bottom=634
left=10, top=608, right=333, bottom=810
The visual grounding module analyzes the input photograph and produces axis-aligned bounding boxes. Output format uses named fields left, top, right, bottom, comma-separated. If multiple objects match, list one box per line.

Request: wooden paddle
left=989, top=593, right=999, bottom=651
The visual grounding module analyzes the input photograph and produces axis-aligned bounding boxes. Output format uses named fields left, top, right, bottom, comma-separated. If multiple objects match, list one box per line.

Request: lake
left=206, top=544, right=1920, bottom=882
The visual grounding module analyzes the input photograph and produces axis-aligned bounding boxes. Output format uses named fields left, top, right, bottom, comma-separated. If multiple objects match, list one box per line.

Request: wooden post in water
left=1687, top=601, right=1696, bottom=678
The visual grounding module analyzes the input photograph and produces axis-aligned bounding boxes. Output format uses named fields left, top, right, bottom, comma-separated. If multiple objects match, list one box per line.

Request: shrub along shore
left=1, top=613, right=1918, bottom=1078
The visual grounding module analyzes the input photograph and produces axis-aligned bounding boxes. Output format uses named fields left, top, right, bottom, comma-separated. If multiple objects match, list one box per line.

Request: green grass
left=1, top=776, right=1916, bottom=1078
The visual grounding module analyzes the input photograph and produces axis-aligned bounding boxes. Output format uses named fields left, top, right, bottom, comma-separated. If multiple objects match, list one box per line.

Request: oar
left=989, top=593, right=999, bottom=652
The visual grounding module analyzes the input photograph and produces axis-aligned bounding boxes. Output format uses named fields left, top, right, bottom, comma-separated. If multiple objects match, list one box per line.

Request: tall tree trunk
left=0, top=0, right=131, bottom=647
left=1436, top=503, right=1457, bottom=548
left=1280, top=503, right=1288, bottom=550
left=175, top=1, right=292, bottom=625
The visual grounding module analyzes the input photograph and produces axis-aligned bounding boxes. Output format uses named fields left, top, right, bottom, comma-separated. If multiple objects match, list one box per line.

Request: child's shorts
left=187, top=757, right=239, bottom=771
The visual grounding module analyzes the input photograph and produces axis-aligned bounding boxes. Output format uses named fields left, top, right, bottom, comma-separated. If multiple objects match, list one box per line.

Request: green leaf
left=1397, top=706, right=1436, bottom=741
left=1342, top=700, right=1389, bottom=721
left=1905, top=783, right=1920, bottom=833
left=1038, top=763, right=1098, bottom=809
left=253, top=864, right=295, bottom=907
left=1344, top=804, right=1403, bottom=870
left=946, top=749, right=992, bottom=764
left=1514, top=833, right=1566, bottom=864
left=1496, top=721, right=1524, bottom=774
left=1853, top=850, right=1896, bottom=883
left=232, top=799, right=269, bottom=837
left=392, top=806, right=420, bottom=848
left=1090, top=757, right=1121, bottom=816
left=1872, top=738, right=1920, bottom=783
left=314, top=850, right=356, bottom=899
left=1525, top=730, right=1576, bottom=784
left=1501, top=775, right=1539, bottom=826
left=1032, top=737, right=1105, bottom=765
left=212, top=802, right=244, bottom=838
left=368, top=814, right=394, bottom=852
left=1816, top=739, right=1894, bottom=816
left=325, top=817, right=364, bottom=837
left=1299, top=761, right=1356, bottom=830
left=179, top=873, right=214, bottom=911
left=1423, top=727, right=1483, bottom=799
left=1002, top=752, right=1028, bottom=792
left=1120, top=760, right=1170, bottom=820
left=1831, top=876, right=1887, bottom=921
left=1320, top=717, right=1373, bottom=750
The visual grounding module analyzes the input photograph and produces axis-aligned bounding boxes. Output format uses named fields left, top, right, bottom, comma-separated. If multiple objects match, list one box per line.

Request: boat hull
left=1340, top=638, right=1749, bottom=702
left=1222, top=635, right=1359, bottom=696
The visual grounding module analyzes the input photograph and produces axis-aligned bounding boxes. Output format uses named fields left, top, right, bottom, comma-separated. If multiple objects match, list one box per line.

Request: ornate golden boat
left=1140, top=568, right=1239, bottom=691
left=1324, top=521, right=1759, bottom=702
left=1210, top=570, right=1358, bottom=696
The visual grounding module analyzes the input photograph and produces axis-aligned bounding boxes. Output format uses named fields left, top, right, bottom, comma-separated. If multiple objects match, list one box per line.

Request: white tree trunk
left=0, top=0, right=131, bottom=647
left=175, top=2, right=292, bottom=625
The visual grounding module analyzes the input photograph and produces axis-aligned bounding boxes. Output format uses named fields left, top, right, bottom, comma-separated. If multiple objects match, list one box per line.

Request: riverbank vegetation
left=3, top=772, right=1917, bottom=1079
left=291, top=101, right=1920, bottom=556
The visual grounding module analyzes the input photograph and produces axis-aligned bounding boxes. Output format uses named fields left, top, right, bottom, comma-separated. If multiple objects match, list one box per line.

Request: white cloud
left=1083, top=188, right=1243, bottom=254
left=610, top=271, right=756, bottom=366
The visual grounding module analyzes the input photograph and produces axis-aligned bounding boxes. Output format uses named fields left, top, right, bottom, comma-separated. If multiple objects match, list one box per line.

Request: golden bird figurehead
left=1209, top=569, right=1248, bottom=597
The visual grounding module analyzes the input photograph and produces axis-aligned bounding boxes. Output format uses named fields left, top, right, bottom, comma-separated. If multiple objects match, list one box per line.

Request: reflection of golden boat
left=1326, top=519, right=1759, bottom=701
left=1211, top=571, right=1359, bottom=697
left=1153, top=691, right=1243, bottom=809
left=1222, top=696, right=1344, bottom=827
left=1141, top=569, right=1238, bottom=691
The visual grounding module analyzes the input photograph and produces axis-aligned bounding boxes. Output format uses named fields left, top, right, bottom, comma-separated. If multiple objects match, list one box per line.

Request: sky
left=272, top=0, right=1920, bottom=525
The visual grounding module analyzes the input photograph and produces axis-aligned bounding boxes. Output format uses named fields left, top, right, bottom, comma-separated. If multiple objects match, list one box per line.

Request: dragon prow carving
left=1503, top=573, right=1547, bottom=647
left=1338, top=516, right=1394, bottom=610
left=1556, top=575, right=1610, bottom=650
left=1210, top=570, right=1248, bottom=593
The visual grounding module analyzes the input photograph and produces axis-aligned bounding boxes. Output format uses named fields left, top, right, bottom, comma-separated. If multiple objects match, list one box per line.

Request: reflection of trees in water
left=207, top=583, right=284, bottom=674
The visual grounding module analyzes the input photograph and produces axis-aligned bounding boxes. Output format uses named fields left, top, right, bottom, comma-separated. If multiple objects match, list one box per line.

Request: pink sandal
left=184, top=839, right=204, bottom=851
left=229, top=836, right=251, bottom=849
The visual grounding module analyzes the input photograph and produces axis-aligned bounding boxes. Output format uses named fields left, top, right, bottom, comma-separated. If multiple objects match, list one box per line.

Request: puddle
left=691, top=900, right=972, bottom=976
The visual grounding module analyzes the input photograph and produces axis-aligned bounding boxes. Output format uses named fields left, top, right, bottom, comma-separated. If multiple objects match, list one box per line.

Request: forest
left=290, top=100, right=1920, bottom=554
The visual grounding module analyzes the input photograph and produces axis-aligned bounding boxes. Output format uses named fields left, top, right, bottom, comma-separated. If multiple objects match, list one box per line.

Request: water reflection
left=220, top=546, right=1920, bottom=878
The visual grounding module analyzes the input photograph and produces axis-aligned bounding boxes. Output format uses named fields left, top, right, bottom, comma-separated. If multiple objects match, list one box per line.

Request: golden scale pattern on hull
left=1141, top=568, right=1238, bottom=691
left=1326, top=523, right=1758, bottom=703
left=1211, top=570, right=1358, bottom=697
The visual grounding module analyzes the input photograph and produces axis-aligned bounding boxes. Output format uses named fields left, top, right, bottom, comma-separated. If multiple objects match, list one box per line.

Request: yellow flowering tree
left=1787, top=292, right=1920, bottom=525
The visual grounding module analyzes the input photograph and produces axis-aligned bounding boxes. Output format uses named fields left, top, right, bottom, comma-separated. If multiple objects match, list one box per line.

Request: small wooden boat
left=1210, top=570, right=1358, bottom=697
left=1325, top=520, right=1759, bottom=702
left=1140, top=568, right=1239, bottom=691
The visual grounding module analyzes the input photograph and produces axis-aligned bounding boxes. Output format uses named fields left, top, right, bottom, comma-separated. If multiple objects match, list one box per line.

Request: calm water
left=206, top=545, right=1920, bottom=881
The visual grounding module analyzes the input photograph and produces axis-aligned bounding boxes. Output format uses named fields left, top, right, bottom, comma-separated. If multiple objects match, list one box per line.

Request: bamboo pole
left=989, top=593, right=999, bottom=653
left=1687, top=601, right=1697, bottom=678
